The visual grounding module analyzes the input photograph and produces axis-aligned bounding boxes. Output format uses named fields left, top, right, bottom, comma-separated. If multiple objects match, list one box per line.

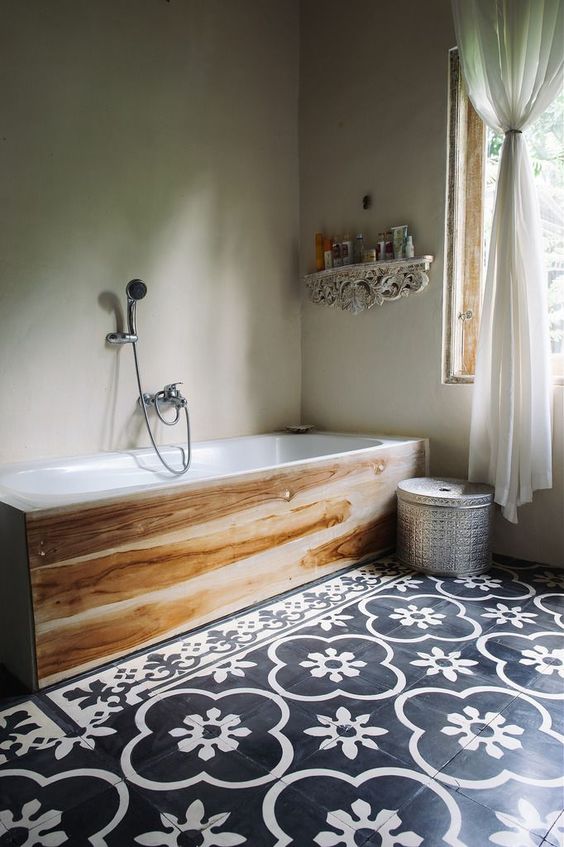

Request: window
left=444, top=48, right=564, bottom=384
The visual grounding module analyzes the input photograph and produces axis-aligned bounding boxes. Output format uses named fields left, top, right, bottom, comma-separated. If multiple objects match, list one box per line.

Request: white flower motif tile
left=0, top=553, right=562, bottom=846
left=358, top=593, right=481, bottom=643
left=533, top=571, right=564, bottom=591
left=432, top=564, right=535, bottom=602
left=304, top=706, right=387, bottom=760
left=397, top=685, right=562, bottom=782
left=481, top=603, right=539, bottom=629
left=477, top=631, right=564, bottom=699
left=135, top=798, right=247, bottom=846
left=410, top=646, right=479, bottom=683
left=0, top=798, right=68, bottom=845
left=494, top=802, right=564, bottom=847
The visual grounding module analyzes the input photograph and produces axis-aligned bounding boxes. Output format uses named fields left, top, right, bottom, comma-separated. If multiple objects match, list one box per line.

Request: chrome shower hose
left=132, top=342, right=191, bottom=475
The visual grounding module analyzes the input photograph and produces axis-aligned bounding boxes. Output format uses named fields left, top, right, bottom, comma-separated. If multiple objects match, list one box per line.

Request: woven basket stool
left=396, top=477, right=495, bottom=576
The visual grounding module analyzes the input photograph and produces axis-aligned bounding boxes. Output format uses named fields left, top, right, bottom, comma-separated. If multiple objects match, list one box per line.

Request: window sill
left=443, top=374, right=474, bottom=385
left=444, top=373, right=564, bottom=386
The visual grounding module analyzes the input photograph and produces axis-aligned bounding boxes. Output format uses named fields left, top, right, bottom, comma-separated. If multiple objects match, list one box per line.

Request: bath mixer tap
left=163, top=383, right=188, bottom=409
left=140, top=382, right=188, bottom=413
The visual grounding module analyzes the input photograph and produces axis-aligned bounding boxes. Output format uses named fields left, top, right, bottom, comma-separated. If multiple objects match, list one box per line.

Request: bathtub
left=0, top=432, right=428, bottom=689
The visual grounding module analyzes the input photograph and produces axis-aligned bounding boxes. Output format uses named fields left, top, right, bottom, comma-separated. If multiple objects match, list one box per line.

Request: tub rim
left=0, top=430, right=428, bottom=513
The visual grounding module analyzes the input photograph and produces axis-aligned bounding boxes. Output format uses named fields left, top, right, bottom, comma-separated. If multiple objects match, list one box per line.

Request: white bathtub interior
left=0, top=432, right=420, bottom=511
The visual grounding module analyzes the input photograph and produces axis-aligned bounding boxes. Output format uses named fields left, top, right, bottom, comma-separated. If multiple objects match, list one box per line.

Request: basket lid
left=397, top=477, right=494, bottom=508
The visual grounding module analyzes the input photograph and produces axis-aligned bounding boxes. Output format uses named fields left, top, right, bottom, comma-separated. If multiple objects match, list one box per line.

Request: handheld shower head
left=106, top=279, right=147, bottom=344
left=126, top=279, right=146, bottom=337
left=126, top=279, right=147, bottom=302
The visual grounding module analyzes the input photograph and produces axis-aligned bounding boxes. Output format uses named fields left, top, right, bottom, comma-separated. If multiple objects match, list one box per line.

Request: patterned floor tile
left=454, top=779, right=563, bottom=845
left=358, top=592, right=484, bottom=645
left=12, top=782, right=177, bottom=847
left=0, top=553, right=562, bottom=846
left=432, top=564, right=537, bottom=603
left=545, top=809, right=564, bottom=847
left=372, top=783, right=546, bottom=847
left=438, top=732, right=564, bottom=836
left=0, top=745, right=123, bottom=846
left=526, top=569, right=564, bottom=593
left=267, top=632, right=405, bottom=704
left=288, top=695, right=406, bottom=773
left=374, top=637, right=504, bottom=695
left=134, top=775, right=346, bottom=847
left=270, top=767, right=456, bottom=846
left=478, top=630, right=564, bottom=701
left=531, top=593, right=564, bottom=633
left=119, top=686, right=281, bottom=794
left=0, top=700, right=90, bottom=767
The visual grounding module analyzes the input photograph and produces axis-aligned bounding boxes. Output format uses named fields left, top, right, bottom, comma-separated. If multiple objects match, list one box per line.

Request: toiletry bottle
left=406, top=235, right=414, bottom=258
left=353, top=233, right=364, bottom=264
left=323, top=237, right=333, bottom=270
left=332, top=237, right=343, bottom=267
left=392, top=225, right=408, bottom=260
left=341, top=233, right=353, bottom=265
left=315, top=233, right=324, bottom=271
left=385, top=231, right=393, bottom=260
left=378, top=234, right=386, bottom=262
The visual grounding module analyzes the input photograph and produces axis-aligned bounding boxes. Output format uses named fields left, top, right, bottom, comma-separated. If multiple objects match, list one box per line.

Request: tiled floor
left=0, top=554, right=562, bottom=845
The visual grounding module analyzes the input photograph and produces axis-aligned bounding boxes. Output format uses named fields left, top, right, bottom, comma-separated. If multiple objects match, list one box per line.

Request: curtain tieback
left=505, top=128, right=522, bottom=134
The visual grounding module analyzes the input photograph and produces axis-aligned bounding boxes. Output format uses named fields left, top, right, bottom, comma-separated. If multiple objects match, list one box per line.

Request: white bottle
left=405, top=235, right=414, bottom=258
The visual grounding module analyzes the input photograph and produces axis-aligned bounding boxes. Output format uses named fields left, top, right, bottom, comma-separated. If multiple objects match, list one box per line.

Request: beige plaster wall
left=299, top=0, right=563, bottom=566
left=0, top=0, right=301, bottom=463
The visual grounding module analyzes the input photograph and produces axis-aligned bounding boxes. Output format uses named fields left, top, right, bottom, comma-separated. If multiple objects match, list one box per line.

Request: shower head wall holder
left=106, top=279, right=147, bottom=344
left=106, top=331, right=137, bottom=344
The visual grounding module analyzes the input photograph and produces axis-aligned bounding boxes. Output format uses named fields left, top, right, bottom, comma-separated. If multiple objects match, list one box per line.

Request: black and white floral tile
left=0, top=554, right=563, bottom=846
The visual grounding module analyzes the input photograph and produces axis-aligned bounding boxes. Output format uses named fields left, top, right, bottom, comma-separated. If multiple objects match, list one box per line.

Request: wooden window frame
left=443, top=48, right=486, bottom=384
left=444, top=48, right=564, bottom=386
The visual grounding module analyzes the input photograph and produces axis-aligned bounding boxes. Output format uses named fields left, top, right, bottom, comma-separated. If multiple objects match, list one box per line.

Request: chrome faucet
left=162, top=382, right=188, bottom=409
left=140, top=382, right=188, bottom=412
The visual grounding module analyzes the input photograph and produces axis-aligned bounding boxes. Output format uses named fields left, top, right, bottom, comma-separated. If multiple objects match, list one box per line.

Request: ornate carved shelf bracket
left=304, top=255, right=433, bottom=314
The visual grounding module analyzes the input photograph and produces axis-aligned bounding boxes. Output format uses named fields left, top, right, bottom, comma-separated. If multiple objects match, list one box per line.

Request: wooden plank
left=27, top=440, right=427, bottom=686
left=31, top=496, right=352, bottom=624
left=26, top=464, right=351, bottom=568
left=34, top=515, right=388, bottom=685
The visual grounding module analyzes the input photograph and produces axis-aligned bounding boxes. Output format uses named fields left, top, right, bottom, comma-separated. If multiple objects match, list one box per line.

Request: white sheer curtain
left=451, top=0, right=564, bottom=523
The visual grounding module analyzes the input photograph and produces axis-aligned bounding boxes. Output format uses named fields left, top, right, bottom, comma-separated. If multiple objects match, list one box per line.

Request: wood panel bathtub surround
left=35, top=519, right=388, bottom=681
left=26, top=458, right=387, bottom=568
left=31, top=496, right=353, bottom=624
left=24, top=439, right=428, bottom=687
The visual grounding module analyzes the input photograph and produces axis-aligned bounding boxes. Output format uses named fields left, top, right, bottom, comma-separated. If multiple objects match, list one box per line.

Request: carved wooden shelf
left=304, top=255, right=433, bottom=314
